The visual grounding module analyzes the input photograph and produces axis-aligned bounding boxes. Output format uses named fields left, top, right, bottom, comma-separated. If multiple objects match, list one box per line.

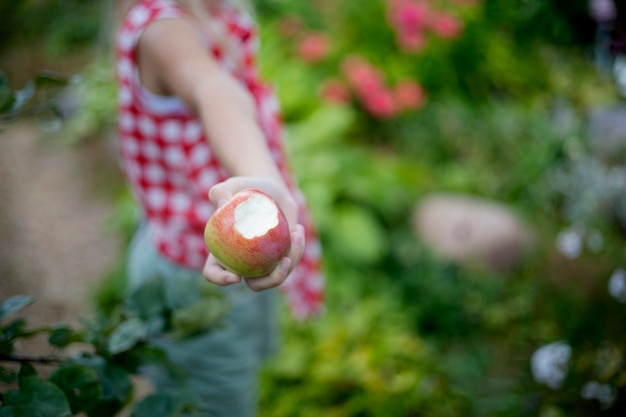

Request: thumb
left=208, top=183, right=234, bottom=207
left=208, top=176, right=262, bottom=207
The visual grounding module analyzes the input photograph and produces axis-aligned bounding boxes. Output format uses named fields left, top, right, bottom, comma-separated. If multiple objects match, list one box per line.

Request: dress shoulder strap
left=116, top=0, right=185, bottom=59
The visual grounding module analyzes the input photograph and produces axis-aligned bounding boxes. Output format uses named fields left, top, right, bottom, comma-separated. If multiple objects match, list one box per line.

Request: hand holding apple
left=202, top=177, right=305, bottom=291
left=205, top=188, right=291, bottom=277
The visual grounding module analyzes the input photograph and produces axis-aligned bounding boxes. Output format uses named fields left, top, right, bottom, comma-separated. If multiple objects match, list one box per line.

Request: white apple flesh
left=204, top=189, right=291, bottom=277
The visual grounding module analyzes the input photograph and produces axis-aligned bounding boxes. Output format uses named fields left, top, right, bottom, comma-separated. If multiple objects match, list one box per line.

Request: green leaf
left=162, top=274, right=204, bottom=311
left=126, top=345, right=189, bottom=384
left=73, top=356, right=132, bottom=404
left=330, top=204, right=388, bottom=264
left=48, top=324, right=83, bottom=348
left=34, top=70, right=71, bottom=88
left=0, top=365, right=17, bottom=384
left=171, top=298, right=229, bottom=338
left=0, top=71, right=14, bottom=114
left=286, top=104, right=355, bottom=153
left=129, top=389, right=203, bottom=417
left=125, top=277, right=167, bottom=321
left=0, top=319, right=49, bottom=355
left=0, top=375, right=72, bottom=417
left=0, top=296, right=34, bottom=321
left=107, top=318, right=148, bottom=355
left=0, top=86, right=15, bottom=114
left=18, top=363, right=37, bottom=382
left=49, top=363, right=102, bottom=415
left=0, top=319, right=27, bottom=355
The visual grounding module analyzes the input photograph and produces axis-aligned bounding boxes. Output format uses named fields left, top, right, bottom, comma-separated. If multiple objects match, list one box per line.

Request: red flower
left=387, top=0, right=430, bottom=52
left=341, top=55, right=385, bottom=98
left=320, top=79, right=351, bottom=104
left=389, top=0, right=429, bottom=34
left=362, top=88, right=398, bottom=119
left=339, top=55, right=426, bottom=118
left=386, top=0, right=464, bottom=51
left=428, top=12, right=462, bottom=39
left=297, top=32, right=331, bottom=63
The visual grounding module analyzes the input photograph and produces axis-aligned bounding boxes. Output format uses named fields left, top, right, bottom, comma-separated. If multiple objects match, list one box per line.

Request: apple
left=204, top=189, right=291, bottom=277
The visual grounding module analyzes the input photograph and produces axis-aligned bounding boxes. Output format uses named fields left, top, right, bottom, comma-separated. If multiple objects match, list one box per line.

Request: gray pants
left=126, top=224, right=279, bottom=417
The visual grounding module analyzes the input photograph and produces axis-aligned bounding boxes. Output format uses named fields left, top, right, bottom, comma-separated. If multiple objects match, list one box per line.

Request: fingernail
left=294, top=225, right=305, bottom=245
left=226, top=275, right=240, bottom=284
left=280, top=258, right=292, bottom=275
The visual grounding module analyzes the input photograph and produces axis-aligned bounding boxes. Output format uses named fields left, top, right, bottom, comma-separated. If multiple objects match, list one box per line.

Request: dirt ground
left=0, top=122, right=122, bottom=353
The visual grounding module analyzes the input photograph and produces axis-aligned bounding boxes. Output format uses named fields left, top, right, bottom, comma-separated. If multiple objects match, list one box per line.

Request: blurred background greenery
left=2, top=0, right=626, bottom=416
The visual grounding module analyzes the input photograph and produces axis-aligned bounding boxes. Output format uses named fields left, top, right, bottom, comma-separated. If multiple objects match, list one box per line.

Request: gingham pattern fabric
left=116, top=0, right=324, bottom=318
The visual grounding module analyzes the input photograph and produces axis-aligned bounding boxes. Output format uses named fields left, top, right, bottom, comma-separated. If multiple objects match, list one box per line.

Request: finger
left=208, top=182, right=235, bottom=207
left=245, top=257, right=292, bottom=292
left=202, top=254, right=241, bottom=286
left=287, top=224, right=306, bottom=266
left=209, top=177, right=269, bottom=204
left=244, top=224, right=305, bottom=292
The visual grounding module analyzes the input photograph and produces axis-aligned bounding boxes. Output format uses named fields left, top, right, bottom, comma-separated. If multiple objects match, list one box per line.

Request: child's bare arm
left=138, top=18, right=284, bottom=184
left=137, top=18, right=304, bottom=289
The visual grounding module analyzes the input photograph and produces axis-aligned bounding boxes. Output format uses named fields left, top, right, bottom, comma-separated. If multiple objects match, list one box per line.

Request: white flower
left=581, top=381, right=616, bottom=408
left=589, top=0, right=616, bottom=22
left=615, top=55, right=626, bottom=97
left=531, top=341, right=571, bottom=389
left=608, top=268, right=626, bottom=303
left=556, top=228, right=583, bottom=259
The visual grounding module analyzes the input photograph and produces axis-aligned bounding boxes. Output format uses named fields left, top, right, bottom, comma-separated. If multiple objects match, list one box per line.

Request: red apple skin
left=204, top=189, right=291, bottom=277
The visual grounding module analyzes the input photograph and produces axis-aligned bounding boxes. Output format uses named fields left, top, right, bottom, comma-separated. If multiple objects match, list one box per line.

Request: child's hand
left=202, top=176, right=305, bottom=291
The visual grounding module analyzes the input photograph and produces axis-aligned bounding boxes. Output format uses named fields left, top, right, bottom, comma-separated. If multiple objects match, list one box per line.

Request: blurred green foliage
left=253, top=1, right=626, bottom=416
left=3, top=0, right=626, bottom=416
left=0, top=70, right=72, bottom=128
left=0, top=0, right=103, bottom=55
left=0, top=280, right=228, bottom=416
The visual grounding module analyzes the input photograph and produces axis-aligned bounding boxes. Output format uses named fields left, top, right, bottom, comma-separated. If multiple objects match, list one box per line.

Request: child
left=114, top=0, right=324, bottom=415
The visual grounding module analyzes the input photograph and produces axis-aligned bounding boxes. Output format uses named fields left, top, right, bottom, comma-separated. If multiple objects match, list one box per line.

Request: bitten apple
left=204, top=189, right=291, bottom=277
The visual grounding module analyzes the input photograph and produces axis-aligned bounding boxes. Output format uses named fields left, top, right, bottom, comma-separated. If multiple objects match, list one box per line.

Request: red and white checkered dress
left=116, top=0, right=324, bottom=318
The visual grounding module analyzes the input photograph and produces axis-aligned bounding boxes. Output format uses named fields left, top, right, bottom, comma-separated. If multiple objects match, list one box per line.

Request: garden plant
left=2, top=0, right=626, bottom=416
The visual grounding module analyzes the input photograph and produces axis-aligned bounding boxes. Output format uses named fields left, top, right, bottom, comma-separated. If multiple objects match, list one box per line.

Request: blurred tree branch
left=0, top=70, right=71, bottom=129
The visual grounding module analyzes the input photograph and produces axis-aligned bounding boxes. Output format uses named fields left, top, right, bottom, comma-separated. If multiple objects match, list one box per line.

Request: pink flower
left=387, top=0, right=430, bottom=52
left=362, top=88, right=398, bottom=119
left=428, top=12, right=462, bottom=39
left=398, top=31, right=427, bottom=52
left=297, top=32, right=331, bottom=63
left=386, top=0, right=464, bottom=51
left=393, top=80, right=426, bottom=110
left=341, top=55, right=385, bottom=98
left=389, top=0, right=429, bottom=35
left=339, top=55, right=427, bottom=118
left=320, top=79, right=351, bottom=104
